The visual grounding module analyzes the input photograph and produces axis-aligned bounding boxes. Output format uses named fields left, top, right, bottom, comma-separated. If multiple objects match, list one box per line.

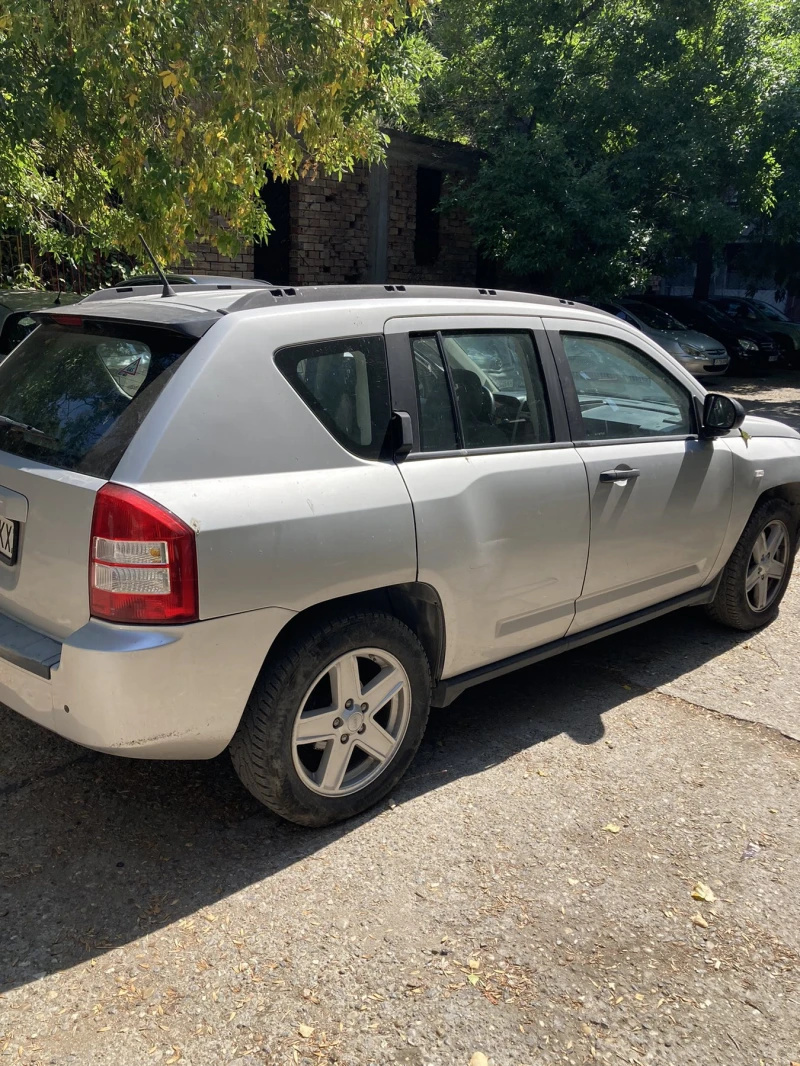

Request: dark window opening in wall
left=414, top=167, right=443, bottom=266
left=254, top=175, right=290, bottom=283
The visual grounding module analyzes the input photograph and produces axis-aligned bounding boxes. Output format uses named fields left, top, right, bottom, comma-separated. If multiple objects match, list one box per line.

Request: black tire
left=229, top=611, right=431, bottom=827
left=706, top=497, right=797, bottom=631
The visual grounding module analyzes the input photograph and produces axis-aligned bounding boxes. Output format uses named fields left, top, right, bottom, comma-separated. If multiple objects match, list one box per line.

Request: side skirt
left=431, top=584, right=718, bottom=707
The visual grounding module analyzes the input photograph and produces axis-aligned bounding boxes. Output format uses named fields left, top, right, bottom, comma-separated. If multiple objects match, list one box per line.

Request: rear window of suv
left=0, top=320, right=194, bottom=478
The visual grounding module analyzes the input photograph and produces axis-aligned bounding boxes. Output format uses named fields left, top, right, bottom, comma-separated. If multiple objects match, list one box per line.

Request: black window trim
left=387, top=324, right=571, bottom=458
left=547, top=327, right=700, bottom=445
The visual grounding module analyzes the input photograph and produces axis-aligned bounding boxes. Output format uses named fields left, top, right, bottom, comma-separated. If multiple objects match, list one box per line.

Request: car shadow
left=0, top=605, right=753, bottom=994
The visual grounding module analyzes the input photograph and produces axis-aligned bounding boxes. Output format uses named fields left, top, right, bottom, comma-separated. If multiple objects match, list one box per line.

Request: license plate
left=713, top=357, right=727, bottom=365
left=769, top=354, right=779, bottom=362
left=0, top=515, right=16, bottom=564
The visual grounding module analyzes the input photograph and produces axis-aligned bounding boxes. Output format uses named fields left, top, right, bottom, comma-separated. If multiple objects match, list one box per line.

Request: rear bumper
left=0, top=607, right=294, bottom=758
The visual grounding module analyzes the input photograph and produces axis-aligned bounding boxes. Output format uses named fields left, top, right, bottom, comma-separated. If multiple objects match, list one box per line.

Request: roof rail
left=227, top=284, right=581, bottom=314
left=82, top=278, right=271, bottom=303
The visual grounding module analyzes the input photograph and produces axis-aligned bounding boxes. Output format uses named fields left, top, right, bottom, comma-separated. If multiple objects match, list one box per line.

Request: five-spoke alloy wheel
left=230, top=612, right=431, bottom=826
left=744, top=519, right=790, bottom=613
left=292, top=648, right=412, bottom=797
left=708, top=497, right=797, bottom=631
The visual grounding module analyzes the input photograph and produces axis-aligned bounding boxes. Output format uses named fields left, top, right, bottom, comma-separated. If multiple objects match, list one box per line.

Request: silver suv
left=0, top=285, right=797, bottom=826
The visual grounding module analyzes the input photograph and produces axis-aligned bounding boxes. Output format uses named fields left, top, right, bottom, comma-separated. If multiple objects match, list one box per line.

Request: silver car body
left=596, top=299, right=730, bottom=377
left=0, top=288, right=797, bottom=758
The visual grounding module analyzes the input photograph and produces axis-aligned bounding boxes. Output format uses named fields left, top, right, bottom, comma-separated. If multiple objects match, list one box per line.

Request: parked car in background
left=591, top=298, right=730, bottom=378
left=0, top=284, right=797, bottom=827
left=639, top=295, right=780, bottom=374
left=0, top=291, right=83, bottom=356
left=710, top=297, right=800, bottom=366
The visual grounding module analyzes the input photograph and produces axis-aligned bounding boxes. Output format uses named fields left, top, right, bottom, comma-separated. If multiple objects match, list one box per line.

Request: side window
left=441, top=331, right=553, bottom=449
left=275, top=336, right=391, bottom=460
left=412, top=336, right=458, bottom=452
left=561, top=333, right=695, bottom=441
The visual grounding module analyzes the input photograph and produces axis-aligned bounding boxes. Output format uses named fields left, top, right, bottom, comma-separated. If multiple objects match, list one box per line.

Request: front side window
left=275, top=336, right=391, bottom=460
left=562, top=333, right=695, bottom=441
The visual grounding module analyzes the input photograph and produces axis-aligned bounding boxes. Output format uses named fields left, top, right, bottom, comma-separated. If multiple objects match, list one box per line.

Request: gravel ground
left=1, top=375, right=799, bottom=1066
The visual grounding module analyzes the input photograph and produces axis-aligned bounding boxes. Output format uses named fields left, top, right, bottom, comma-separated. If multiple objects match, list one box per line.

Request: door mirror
left=702, top=393, right=746, bottom=436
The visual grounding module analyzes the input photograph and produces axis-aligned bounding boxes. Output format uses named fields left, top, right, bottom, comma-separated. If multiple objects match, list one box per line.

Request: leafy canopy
left=0, top=0, right=438, bottom=264
left=419, top=0, right=800, bottom=297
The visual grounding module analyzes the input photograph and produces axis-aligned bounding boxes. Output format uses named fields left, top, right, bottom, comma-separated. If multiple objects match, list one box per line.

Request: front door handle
left=599, top=467, right=641, bottom=483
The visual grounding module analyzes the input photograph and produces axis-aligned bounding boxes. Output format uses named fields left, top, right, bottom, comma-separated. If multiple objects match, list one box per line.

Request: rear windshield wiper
left=0, top=414, right=58, bottom=442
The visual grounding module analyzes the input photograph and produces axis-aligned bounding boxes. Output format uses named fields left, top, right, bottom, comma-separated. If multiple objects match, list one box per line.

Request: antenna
left=138, top=234, right=177, bottom=298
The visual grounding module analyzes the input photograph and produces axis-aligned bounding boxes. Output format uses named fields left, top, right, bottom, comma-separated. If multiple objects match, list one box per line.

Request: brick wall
left=387, top=164, right=476, bottom=286
left=176, top=242, right=254, bottom=278
left=289, top=167, right=370, bottom=285
left=174, top=160, right=476, bottom=286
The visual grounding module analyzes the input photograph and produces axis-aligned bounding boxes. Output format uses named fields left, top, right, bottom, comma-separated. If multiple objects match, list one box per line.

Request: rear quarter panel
left=112, top=307, right=418, bottom=619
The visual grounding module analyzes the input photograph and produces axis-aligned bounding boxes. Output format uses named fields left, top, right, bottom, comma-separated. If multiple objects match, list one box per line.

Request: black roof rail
left=227, top=284, right=583, bottom=314
left=83, top=278, right=271, bottom=303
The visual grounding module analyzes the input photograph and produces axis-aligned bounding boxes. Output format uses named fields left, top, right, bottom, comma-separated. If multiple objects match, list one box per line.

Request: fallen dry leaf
left=470, top=1054, right=489, bottom=1066
left=165, top=1049, right=182, bottom=1065
left=690, top=913, right=709, bottom=929
left=298, top=1024, right=314, bottom=1039
left=602, top=823, right=621, bottom=834
left=691, top=882, right=716, bottom=903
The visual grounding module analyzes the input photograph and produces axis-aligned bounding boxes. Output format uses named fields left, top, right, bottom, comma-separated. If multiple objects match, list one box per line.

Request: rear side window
left=0, top=321, right=194, bottom=477
left=275, top=336, right=391, bottom=460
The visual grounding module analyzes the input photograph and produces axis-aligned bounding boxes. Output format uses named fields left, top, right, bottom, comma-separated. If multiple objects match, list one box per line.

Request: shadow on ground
left=0, top=605, right=751, bottom=994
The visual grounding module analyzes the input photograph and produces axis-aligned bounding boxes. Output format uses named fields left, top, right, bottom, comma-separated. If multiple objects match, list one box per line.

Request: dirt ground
left=1, top=375, right=799, bottom=1066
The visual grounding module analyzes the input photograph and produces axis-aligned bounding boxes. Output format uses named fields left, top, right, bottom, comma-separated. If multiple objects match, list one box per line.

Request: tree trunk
left=693, top=234, right=714, bottom=300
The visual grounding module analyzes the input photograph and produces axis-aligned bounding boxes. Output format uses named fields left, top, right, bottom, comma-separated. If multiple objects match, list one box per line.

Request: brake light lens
left=89, top=484, right=198, bottom=624
left=50, top=314, right=84, bottom=327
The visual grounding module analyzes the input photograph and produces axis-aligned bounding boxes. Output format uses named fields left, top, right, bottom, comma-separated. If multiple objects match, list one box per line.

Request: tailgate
left=0, top=456, right=102, bottom=639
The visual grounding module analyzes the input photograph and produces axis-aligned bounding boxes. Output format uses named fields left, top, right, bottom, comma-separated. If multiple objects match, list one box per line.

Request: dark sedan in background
left=710, top=296, right=800, bottom=366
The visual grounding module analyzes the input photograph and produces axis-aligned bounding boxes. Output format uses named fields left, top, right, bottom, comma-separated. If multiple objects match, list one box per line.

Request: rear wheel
left=229, top=612, right=431, bottom=826
left=707, top=498, right=796, bottom=630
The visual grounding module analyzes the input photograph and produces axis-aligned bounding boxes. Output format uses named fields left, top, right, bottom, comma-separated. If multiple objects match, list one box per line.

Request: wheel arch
left=758, top=481, right=800, bottom=529
left=262, top=582, right=447, bottom=683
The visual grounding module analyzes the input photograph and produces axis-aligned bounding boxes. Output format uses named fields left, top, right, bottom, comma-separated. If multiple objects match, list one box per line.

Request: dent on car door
left=385, top=316, right=591, bottom=678
left=546, top=321, right=734, bottom=633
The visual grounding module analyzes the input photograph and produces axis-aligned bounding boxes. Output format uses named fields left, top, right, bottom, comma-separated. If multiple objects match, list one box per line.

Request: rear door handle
left=599, top=468, right=641, bottom=483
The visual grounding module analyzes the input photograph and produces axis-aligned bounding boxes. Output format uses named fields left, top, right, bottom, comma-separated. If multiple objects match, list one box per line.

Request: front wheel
left=229, top=611, right=431, bottom=826
left=706, top=498, right=797, bottom=631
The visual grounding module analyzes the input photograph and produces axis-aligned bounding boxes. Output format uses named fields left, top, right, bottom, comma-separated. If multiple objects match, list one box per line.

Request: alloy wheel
left=745, top=519, right=789, bottom=612
left=291, top=648, right=412, bottom=797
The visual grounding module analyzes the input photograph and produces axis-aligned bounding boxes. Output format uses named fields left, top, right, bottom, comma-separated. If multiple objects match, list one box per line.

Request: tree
left=417, top=0, right=800, bottom=298
left=0, top=0, right=437, bottom=268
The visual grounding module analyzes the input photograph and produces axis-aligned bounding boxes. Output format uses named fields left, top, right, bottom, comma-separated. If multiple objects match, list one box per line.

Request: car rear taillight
left=89, top=484, right=198, bottom=624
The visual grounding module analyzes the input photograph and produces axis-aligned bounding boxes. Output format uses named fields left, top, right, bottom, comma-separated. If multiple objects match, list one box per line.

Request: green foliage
left=419, top=0, right=800, bottom=297
left=0, top=0, right=438, bottom=265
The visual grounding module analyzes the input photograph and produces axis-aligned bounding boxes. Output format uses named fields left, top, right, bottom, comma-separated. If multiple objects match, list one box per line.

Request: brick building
left=179, top=131, right=479, bottom=286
